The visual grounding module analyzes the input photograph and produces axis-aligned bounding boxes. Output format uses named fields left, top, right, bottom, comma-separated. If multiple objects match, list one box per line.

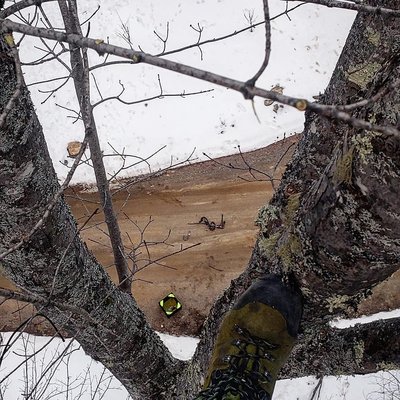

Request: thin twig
left=0, top=288, right=94, bottom=325
left=92, top=75, right=213, bottom=109
left=154, top=21, right=169, bottom=54
left=2, top=18, right=399, bottom=137
left=57, top=0, right=132, bottom=293
left=309, top=376, right=324, bottom=400
left=246, top=0, right=271, bottom=87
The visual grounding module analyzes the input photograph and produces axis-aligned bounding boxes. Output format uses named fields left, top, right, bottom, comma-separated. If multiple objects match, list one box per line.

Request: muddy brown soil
left=1, top=135, right=399, bottom=336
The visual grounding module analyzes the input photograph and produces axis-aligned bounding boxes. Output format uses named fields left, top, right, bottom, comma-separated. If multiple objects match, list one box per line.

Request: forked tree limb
left=0, top=33, right=179, bottom=399
left=0, top=18, right=399, bottom=137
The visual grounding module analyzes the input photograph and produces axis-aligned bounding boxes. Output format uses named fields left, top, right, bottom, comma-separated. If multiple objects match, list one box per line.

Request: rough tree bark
left=0, top=1, right=399, bottom=399
left=180, top=1, right=400, bottom=396
left=0, top=33, right=181, bottom=399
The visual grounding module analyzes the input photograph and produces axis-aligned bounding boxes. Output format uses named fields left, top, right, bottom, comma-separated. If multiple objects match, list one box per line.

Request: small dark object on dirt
left=191, top=215, right=226, bottom=231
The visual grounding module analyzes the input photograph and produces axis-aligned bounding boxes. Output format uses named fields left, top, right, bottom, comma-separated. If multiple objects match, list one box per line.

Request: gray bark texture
left=0, top=0, right=399, bottom=399
left=184, top=0, right=400, bottom=396
left=0, top=34, right=181, bottom=400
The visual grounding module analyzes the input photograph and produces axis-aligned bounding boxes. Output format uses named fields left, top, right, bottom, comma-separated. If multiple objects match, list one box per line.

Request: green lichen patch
left=352, top=132, right=379, bottom=164
left=346, top=62, right=381, bottom=90
left=365, top=27, right=381, bottom=47
left=259, top=231, right=281, bottom=258
left=284, top=193, right=301, bottom=224
left=354, top=340, right=365, bottom=368
left=276, top=233, right=302, bottom=272
left=326, top=294, right=351, bottom=313
left=377, top=361, right=399, bottom=371
left=333, top=148, right=354, bottom=185
left=255, top=204, right=280, bottom=233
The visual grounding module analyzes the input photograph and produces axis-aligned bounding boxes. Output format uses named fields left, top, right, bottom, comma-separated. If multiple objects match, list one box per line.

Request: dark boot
left=194, top=275, right=302, bottom=399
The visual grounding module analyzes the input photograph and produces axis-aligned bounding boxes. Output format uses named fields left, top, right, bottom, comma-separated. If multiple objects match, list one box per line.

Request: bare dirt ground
left=1, top=135, right=399, bottom=336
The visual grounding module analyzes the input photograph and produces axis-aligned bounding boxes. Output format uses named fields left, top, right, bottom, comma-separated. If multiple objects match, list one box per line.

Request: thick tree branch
left=0, top=0, right=56, bottom=19
left=0, top=34, right=180, bottom=399
left=1, top=18, right=399, bottom=137
left=287, top=0, right=400, bottom=16
left=0, top=287, right=95, bottom=323
left=286, top=317, right=400, bottom=377
left=180, top=3, right=400, bottom=396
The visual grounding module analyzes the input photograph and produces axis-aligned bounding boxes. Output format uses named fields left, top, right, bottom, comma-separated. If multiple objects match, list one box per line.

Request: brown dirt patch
left=0, top=135, right=399, bottom=336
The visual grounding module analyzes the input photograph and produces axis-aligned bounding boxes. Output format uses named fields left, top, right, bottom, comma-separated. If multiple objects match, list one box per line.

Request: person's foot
left=195, top=275, right=302, bottom=399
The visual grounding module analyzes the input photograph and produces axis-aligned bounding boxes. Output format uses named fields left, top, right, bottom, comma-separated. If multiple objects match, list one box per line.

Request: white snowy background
left=15, top=0, right=356, bottom=184
left=1, top=0, right=399, bottom=398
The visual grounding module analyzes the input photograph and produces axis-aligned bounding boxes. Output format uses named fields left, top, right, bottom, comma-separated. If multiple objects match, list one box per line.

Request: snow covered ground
left=13, top=0, right=356, bottom=184
left=1, top=324, right=399, bottom=400
left=1, top=0, right=399, bottom=398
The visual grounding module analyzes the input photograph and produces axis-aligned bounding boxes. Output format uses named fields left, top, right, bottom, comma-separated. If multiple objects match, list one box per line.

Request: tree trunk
left=0, top=1, right=399, bottom=399
left=0, top=34, right=181, bottom=399
left=179, top=2, right=400, bottom=397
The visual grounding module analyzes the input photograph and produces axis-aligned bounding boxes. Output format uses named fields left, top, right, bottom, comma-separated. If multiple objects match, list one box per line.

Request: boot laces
left=223, top=325, right=278, bottom=384
left=194, top=325, right=278, bottom=399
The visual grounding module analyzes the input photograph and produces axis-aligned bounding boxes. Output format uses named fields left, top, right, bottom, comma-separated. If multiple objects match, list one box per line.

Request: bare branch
left=116, top=16, right=134, bottom=50
left=38, top=3, right=67, bottom=51
left=244, top=9, right=257, bottom=30
left=203, top=144, right=282, bottom=190
left=89, top=3, right=305, bottom=66
left=2, top=18, right=398, bottom=137
left=134, top=242, right=201, bottom=275
left=246, top=0, right=271, bottom=87
left=0, top=0, right=55, bottom=19
left=105, top=143, right=167, bottom=183
left=287, top=0, right=400, bottom=16
left=189, top=23, right=204, bottom=60
left=0, top=288, right=94, bottom=323
left=57, top=0, right=132, bottom=293
left=38, top=74, right=72, bottom=104
left=154, top=21, right=169, bottom=54
left=92, top=74, right=213, bottom=109
left=80, top=4, right=100, bottom=26
left=159, top=3, right=303, bottom=58
left=112, top=147, right=197, bottom=195
left=55, top=101, right=82, bottom=121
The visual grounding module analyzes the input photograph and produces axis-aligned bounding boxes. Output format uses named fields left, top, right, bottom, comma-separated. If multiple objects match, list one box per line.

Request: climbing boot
left=194, top=274, right=302, bottom=399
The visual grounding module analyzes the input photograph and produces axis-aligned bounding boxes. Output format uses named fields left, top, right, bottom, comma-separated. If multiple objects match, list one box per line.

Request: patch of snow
left=156, top=331, right=200, bottom=360
left=12, top=0, right=355, bottom=184
left=330, top=309, right=400, bottom=329
left=1, top=332, right=399, bottom=399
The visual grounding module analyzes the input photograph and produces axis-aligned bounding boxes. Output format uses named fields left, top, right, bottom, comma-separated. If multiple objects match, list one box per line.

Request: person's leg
left=194, top=275, right=302, bottom=399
